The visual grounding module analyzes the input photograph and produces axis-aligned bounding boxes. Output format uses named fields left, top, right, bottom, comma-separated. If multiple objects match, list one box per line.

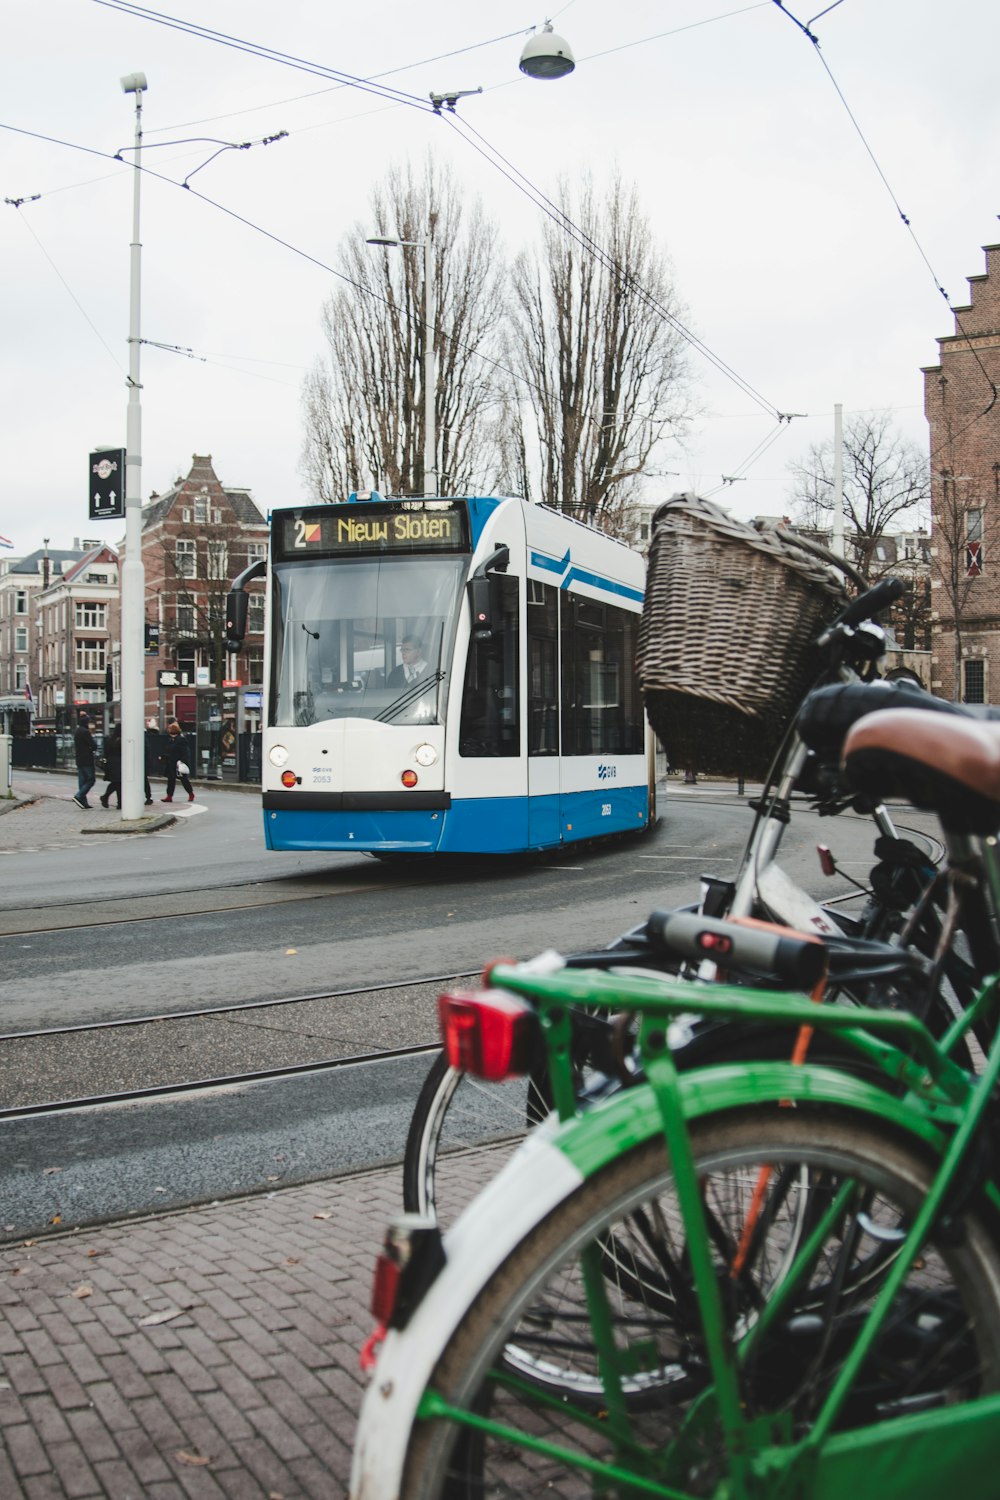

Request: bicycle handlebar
left=644, top=909, right=827, bottom=990
left=818, top=576, right=905, bottom=648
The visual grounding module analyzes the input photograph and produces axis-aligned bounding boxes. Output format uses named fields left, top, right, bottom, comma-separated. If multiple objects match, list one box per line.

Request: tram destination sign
left=275, top=501, right=469, bottom=560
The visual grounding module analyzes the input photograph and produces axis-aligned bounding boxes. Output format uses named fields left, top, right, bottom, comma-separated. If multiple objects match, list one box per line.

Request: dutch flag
left=0, top=535, right=13, bottom=550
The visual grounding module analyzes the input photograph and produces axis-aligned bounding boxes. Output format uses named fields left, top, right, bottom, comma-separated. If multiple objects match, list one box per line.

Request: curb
left=80, top=813, right=176, bottom=834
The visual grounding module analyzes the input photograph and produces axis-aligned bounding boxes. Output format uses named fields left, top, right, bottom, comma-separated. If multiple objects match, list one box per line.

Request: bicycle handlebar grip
left=835, top=576, right=905, bottom=630
left=644, top=909, right=827, bottom=990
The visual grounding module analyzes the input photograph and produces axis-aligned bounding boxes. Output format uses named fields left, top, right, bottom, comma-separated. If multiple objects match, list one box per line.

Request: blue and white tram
left=226, top=494, right=655, bottom=855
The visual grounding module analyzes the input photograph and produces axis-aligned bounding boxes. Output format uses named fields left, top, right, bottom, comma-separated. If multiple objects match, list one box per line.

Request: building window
left=176, top=605, right=196, bottom=635
left=966, top=509, right=984, bottom=577
left=15, top=625, right=28, bottom=652
left=206, top=541, right=228, bottom=580
left=181, top=508, right=191, bottom=523
left=964, top=658, right=986, bottom=704
left=75, top=601, right=107, bottom=629
left=246, top=649, right=264, bottom=683
left=85, top=573, right=109, bottom=584
left=248, top=594, right=265, bottom=633
left=247, top=541, right=267, bottom=564
left=212, top=509, right=222, bottom=525
left=75, top=639, right=107, bottom=672
left=14, top=664, right=26, bottom=690
left=175, top=540, right=196, bottom=578
left=15, top=590, right=26, bottom=614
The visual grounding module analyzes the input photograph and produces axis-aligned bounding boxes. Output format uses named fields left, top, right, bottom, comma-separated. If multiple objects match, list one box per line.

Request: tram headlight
left=401, top=770, right=419, bottom=788
left=414, top=743, right=437, bottom=767
left=269, top=744, right=289, bottom=768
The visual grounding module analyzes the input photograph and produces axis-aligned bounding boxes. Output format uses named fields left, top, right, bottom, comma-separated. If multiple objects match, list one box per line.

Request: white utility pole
left=120, top=72, right=148, bottom=820
left=831, top=401, right=845, bottom=559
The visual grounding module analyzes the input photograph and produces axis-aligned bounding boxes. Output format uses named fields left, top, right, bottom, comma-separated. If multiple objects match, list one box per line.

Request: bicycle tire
left=399, top=1105, right=1000, bottom=1499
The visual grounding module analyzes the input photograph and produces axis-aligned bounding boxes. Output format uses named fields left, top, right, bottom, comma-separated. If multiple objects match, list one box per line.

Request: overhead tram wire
left=773, top=0, right=999, bottom=445
left=703, top=419, right=794, bottom=496
left=88, top=0, right=799, bottom=425
left=0, top=119, right=552, bottom=414
left=439, top=109, right=791, bottom=426
left=90, top=0, right=434, bottom=115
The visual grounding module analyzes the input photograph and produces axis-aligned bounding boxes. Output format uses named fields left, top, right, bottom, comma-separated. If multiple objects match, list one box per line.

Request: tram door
left=526, top=581, right=561, bottom=848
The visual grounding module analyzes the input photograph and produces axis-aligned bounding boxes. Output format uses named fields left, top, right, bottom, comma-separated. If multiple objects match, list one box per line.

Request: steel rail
left=0, top=1036, right=445, bottom=1122
left=0, top=970, right=481, bottom=1043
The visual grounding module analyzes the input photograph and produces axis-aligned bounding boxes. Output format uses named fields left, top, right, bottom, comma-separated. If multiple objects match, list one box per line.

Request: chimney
left=42, top=537, right=50, bottom=590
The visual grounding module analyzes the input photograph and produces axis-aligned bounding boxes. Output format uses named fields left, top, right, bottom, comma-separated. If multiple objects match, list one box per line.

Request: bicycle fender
left=349, top=1069, right=947, bottom=1499
left=349, top=1119, right=583, bottom=1500
left=553, top=1061, right=949, bottom=1180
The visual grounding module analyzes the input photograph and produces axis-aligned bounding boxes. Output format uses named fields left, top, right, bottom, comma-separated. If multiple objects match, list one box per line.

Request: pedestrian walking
left=73, top=714, right=97, bottom=809
left=160, top=721, right=195, bottom=802
left=98, top=723, right=123, bottom=809
left=143, top=719, right=157, bottom=805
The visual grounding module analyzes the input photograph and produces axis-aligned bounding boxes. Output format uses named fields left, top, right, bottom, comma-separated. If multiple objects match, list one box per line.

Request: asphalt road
left=0, top=767, right=940, bottom=1242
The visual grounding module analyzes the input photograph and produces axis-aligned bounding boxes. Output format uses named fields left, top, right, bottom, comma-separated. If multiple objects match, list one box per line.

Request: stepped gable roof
left=141, top=454, right=264, bottom=529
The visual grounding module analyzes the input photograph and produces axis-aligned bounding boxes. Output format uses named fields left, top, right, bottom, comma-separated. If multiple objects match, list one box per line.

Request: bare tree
left=787, top=412, right=930, bottom=581
left=507, top=172, right=692, bottom=531
left=930, top=465, right=1000, bottom=698
left=300, top=160, right=508, bottom=501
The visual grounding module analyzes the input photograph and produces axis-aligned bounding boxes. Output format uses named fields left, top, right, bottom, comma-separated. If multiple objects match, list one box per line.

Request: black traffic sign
left=89, top=448, right=126, bottom=520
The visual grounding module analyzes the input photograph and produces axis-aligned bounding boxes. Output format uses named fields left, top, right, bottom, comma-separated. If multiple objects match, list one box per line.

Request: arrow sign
left=89, top=449, right=126, bottom=520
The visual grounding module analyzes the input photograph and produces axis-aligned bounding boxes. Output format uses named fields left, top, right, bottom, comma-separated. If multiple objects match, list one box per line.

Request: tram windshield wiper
left=375, top=671, right=445, bottom=724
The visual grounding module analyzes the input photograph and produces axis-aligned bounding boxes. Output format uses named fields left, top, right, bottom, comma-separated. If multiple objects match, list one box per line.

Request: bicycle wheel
left=402, top=1050, right=556, bottom=1224
left=400, top=1105, right=1000, bottom=1499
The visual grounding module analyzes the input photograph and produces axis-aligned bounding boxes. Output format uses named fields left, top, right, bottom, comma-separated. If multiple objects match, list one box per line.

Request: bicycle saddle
left=842, top=706, right=1000, bottom=835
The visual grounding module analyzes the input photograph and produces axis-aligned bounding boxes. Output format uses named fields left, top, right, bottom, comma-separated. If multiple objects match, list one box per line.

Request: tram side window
left=527, top=580, right=558, bottom=756
left=459, top=575, right=520, bottom=757
left=560, top=595, right=644, bottom=756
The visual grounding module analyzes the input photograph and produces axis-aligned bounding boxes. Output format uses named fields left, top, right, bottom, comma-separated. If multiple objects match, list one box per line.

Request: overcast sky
left=3, top=0, right=998, bottom=557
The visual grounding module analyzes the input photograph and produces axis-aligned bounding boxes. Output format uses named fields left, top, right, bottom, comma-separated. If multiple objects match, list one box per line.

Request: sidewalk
left=1, top=774, right=392, bottom=1497
left=0, top=1162, right=400, bottom=1499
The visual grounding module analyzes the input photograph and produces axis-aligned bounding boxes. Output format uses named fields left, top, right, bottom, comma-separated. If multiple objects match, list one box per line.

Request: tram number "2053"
left=601, top=803, right=612, bottom=817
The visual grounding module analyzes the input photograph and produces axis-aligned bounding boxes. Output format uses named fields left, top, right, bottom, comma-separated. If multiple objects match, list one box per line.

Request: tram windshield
left=270, top=554, right=467, bottom=727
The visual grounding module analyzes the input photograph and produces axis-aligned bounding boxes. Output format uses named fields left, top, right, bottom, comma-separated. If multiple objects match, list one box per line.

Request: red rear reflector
left=401, top=769, right=418, bottom=788
left=371, top=1253, right=401, bottom=1324
left=281, top=769, right=297, bottom=788
left=438, top=989, right=535, bottom=1081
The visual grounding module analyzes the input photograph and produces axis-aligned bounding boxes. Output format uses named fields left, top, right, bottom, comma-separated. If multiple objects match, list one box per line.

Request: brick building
left=132, top=454, right=268, bottom=744
left=0, top=543, right=93, bottom=726
left=924, top=243, right=1000, bottom=702
left=33, top=543, right=121, bottom=726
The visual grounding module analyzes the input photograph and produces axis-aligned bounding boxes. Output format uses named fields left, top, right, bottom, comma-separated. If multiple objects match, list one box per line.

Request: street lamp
left=519, top=22, right=576, bottom=80
left=119, top=71, right=148, bottom=821
left=366, top=235, right=437, bottom=496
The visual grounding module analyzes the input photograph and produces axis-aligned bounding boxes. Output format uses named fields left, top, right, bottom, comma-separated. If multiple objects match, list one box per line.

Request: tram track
left=0, top=973, right=473, bottom=1117
left=0, top=872, right=400, bottom=937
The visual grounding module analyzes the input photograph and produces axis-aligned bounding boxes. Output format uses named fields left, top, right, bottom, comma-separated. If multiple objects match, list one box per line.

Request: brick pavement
left=0, top=1165, right=405, bottom=1498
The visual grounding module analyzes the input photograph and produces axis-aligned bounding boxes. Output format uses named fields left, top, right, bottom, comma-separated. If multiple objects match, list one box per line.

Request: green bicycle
left=351, top=703, right=1000, bottom=1499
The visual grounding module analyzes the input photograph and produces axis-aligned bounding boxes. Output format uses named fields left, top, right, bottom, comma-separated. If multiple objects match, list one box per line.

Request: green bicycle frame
left=417, top=964, right=1000, bottom=1499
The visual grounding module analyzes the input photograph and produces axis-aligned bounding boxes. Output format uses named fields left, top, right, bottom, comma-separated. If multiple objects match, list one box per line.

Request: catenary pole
left=120, top=73, right=148, bottom=820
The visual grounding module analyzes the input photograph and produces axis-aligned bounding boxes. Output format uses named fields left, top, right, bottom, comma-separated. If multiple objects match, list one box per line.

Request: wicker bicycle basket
left=638, top=496, right=852, bottom=780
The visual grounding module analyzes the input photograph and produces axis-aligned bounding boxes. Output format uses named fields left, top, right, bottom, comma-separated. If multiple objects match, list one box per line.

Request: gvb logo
left=597, top=764, right=618, bottom=781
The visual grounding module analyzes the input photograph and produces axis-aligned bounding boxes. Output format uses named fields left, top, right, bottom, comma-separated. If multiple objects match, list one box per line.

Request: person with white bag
left=160, top=720, right=196, bottom=803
